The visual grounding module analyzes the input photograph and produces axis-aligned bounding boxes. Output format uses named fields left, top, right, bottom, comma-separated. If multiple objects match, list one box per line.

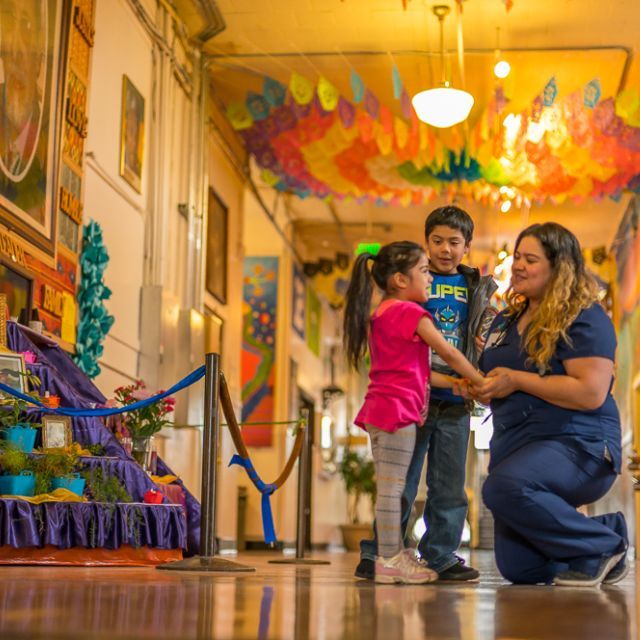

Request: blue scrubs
left=479, top=304, right=627, bottom=584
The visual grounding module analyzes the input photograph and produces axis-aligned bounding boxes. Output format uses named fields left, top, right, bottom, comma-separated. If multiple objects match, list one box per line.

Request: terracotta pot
left=340, top=523, right=373, bottom=551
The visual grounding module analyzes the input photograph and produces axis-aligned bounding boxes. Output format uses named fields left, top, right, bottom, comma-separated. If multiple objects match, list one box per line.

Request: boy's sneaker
left=437, top=556, right=480, bottom=581
left=554, top=551, right=626, bottom=588
left=375, top=549, right=438, bottom=584
left=354, top=558, right=375, bottom=580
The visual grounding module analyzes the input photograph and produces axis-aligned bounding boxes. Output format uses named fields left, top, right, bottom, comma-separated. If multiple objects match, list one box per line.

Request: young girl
left=343, top=241, right=485, bottom=584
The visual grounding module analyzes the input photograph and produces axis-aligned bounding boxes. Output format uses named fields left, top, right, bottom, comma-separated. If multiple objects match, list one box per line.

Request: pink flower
left=132, top=388, right=152, bottom=401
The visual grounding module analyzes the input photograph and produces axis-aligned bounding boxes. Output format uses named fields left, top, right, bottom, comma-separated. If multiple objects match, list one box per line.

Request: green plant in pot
left=0, top=443, right=35, bottom=496
left=113, top=380, right=175, bottom=469
left=0, top=372, right=43, bottom=453
left=338, top=448, right=376, bottom=551
left=33, top=447, right=84, bottom=496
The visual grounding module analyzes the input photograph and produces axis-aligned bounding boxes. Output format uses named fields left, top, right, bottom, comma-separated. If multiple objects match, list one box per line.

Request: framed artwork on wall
left=0, top=351, right=26, bottom=396
left=306, top=286, right=321, bottom=357
left=291, top=263, right=306, bottom=339
left=0, top=0, right=64, bottom=255
left=205, top=310, right=224, bottom=359
left=42, top=415, right=72, bottom=448
left=205, top=188, right=228, bottom=304
left=0, top=261, right=32, bottom=320
left=119, top=75, right=145, bottom=192
left=241, top=256, right=278, bottom=447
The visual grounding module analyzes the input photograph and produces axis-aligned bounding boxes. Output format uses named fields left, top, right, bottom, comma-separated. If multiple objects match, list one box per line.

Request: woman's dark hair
left=514, top=222, right=584, bottom=270
left=343, top=241, right=425, bottom=370
left=424, top=205, right=474, bottom=243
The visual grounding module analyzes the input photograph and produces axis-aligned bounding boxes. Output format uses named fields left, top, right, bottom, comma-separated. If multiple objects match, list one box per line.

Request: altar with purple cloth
left=0, top=322, right=202, bottom=565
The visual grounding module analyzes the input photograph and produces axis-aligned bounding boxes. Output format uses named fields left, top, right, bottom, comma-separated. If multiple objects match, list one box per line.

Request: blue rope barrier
left=0, top=366, right=205, bottom=418
left=228, top=454, right=277, bottom=544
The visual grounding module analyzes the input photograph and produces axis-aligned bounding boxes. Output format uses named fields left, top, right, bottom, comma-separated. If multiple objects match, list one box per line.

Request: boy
left=357, top=205, right=496, bottom=581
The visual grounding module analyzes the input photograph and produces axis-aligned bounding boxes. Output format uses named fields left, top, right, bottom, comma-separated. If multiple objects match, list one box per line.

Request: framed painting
left=0, top=0, right=64, bottom=255
left=42, top=414, right=72, bottom=448
left=0, top=261, right=32, bottom=320
left=119, top=75, right=145, bottom=192
left=291, top=263, right=306, bottom=339
left=241, top=256, right=278, bottom=447
left=306, top=286, right=321, bottom=357
left=0, top=351, right=26, bottom=396
left=205, top=188, right=228, bottom=304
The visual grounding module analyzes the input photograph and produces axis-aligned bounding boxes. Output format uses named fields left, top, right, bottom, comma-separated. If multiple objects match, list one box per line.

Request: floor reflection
left=0, top=552, right=633, bottom=640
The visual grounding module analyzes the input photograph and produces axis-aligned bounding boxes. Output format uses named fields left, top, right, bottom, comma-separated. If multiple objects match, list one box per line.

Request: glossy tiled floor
left=0, top=550, right=635, bottom=639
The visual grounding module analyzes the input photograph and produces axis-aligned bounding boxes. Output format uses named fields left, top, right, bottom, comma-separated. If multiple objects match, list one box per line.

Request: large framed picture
left=205, top=188, right=228, bottom=304
left=0, top=0, right=64, bottom=255
left=119, top=75, right=145, bottom=192
left=42, top=415, right=72, bottom=448
left=0, top=260, right=33, bottom=320
left=0, top=352, right=26, bottom=396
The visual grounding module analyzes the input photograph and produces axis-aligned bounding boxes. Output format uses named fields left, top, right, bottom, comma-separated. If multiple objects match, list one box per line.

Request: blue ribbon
left=228, top=454, right=277, bottom=544
left=0, top=366, right=205, bottom=417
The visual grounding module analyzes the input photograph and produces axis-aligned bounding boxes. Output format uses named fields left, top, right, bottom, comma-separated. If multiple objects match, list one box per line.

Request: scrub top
left=479, top=303, right=621, bottom=473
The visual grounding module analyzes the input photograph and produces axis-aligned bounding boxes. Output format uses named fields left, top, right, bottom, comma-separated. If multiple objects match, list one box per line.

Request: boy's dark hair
left=424, top=205, right=474, bottom=244
left=343, top=241, right=424, bottom=370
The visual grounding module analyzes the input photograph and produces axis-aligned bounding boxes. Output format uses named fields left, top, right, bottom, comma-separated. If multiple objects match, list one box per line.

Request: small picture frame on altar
left=0, top=352, right=26, bottom=396
left=42, top=415, right=72, bottom=449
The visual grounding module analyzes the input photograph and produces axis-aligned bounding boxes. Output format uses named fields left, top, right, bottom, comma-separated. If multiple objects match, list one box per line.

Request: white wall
left=84, top=0, right=152, bottom=393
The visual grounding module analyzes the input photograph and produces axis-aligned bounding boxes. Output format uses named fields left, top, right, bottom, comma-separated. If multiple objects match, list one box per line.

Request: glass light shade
left=494, top=60, right=511, bottom=79
left=412, top=86, right=475, bottom=128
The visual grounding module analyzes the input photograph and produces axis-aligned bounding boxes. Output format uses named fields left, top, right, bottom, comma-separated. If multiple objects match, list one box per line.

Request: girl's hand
left=451, top=378, right=472, bottom=399
left=473, top=367, right=520, bottom=401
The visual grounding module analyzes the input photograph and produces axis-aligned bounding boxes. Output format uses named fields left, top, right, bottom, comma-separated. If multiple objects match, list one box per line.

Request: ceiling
left=173, top=0, right=640, bottom=257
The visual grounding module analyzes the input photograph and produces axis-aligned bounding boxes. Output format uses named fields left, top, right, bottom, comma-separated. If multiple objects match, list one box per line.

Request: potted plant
left=0, top=443, right=35, bottom=496
left=34, top=446, right=84, bottom=496
left=112, top=380, right=175, bottom=468
left=338, top=448, right=376, bottom=551
left=0, top=372, right=42, bottom=453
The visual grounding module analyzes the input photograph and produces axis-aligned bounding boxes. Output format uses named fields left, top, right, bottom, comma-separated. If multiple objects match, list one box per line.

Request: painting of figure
left=0, top=0, right=61, bottom=253
left=119, top=75, right=145, bottom=192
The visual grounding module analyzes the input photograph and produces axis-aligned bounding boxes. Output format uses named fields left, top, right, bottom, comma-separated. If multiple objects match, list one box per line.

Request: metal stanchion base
left=269, top=557, right=330, bottom=565
left=157, top=555, right=256, bottom=572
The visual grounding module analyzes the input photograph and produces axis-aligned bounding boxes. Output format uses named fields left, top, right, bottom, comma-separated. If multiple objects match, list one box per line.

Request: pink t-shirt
left=354, top=300, right=432, bottom=433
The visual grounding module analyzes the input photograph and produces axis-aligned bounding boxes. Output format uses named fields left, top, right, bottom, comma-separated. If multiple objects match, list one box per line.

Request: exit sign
left=354, top=242, right=381, bottom=256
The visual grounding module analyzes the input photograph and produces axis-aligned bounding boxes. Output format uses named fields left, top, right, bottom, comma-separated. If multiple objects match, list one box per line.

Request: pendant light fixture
left=412, top=5, right=474, bottom=128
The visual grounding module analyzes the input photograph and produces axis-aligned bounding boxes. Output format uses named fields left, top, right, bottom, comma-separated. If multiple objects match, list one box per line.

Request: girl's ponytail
left=343, top=252, right=375, bottom=370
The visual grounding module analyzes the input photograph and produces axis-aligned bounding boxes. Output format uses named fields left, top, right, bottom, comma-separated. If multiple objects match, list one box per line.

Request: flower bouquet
left=112, top=380, right=175, bottom=468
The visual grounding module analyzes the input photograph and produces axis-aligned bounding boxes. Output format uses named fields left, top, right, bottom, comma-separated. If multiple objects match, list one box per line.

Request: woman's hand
left=471, top=367, right=520, bottom=402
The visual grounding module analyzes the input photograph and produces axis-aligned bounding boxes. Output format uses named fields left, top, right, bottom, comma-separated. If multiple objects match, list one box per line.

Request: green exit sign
left=354, top=242, right=381, bottom=256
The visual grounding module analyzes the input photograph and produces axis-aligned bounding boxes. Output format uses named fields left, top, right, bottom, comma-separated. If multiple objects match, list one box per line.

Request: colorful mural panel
left=241, top=257, right=278, bottom=447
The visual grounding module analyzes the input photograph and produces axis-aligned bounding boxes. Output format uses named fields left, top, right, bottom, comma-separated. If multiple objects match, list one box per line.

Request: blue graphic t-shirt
left=423, top=272, right=469, bottom=403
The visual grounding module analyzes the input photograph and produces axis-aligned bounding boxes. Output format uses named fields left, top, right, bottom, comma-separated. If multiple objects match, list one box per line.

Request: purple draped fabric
left=0, top=499, right=186, bottom=549
left=6, top=322, right=202, bottom=555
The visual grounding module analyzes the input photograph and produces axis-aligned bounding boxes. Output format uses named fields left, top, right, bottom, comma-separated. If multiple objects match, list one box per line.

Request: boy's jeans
left=360, top=401, right=471, bottom=572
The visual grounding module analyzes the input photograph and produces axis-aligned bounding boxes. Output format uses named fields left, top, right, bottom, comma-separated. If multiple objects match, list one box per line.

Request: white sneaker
left=375, top=549, right=438, bottom=584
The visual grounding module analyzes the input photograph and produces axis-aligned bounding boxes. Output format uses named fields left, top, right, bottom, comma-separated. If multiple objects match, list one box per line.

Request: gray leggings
left=366, top=423, right=417, bottom=559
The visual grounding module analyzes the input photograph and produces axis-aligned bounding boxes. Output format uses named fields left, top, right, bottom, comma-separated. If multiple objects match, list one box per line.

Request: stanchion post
left=295, top=407, right=310, bottom=559
left=158, top=353, right=255, bottom=572
left=270, top=406, right=330, bottom=565
left=200, top=351, right=219, bottom=560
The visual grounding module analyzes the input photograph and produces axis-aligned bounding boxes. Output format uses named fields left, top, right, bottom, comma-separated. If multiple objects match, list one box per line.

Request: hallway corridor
left=0, top=550, right=634, bottom=639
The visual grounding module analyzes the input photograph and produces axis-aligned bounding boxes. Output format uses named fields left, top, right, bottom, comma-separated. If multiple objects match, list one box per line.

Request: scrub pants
left=482, top=439, right=627, bottom=584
